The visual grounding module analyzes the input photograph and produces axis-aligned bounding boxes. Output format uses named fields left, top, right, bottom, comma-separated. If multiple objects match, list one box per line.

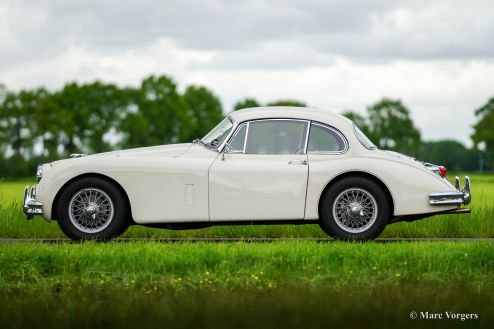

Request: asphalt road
left=0, top=237, right=493, bottom=244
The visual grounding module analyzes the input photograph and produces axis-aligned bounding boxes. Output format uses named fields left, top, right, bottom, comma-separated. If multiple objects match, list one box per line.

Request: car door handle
left=288, top=160, right=308, bottom=165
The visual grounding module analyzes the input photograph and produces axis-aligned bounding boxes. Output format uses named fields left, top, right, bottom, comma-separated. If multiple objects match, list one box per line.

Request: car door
left=209, top=119, right=310, bottom=221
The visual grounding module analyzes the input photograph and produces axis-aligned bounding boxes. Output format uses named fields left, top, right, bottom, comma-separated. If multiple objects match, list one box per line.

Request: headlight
left=36, top=164, right=43, bottom=183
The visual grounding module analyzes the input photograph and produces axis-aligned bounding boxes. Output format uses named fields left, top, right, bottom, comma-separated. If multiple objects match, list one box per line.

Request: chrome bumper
left=23, top=185, right=43, bottom=219
left=429, top=176, right=471, bottom=206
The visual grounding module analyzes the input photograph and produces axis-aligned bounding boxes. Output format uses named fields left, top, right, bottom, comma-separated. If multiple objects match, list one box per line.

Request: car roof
left=228, top=106, right=353, bottom=128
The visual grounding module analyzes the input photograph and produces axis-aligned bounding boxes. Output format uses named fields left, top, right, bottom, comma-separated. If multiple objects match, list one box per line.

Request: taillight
left=439, top=166, right=447, bottom=177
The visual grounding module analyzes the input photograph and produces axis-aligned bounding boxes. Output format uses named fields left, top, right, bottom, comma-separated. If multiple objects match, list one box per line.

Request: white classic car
left=23, top=107, right=471, bottom=240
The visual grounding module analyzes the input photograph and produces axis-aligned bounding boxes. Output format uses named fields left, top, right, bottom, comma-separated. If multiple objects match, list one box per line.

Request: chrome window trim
left=306, top=121, right=349, bottom=155
left=303, top=121, right=310, bottom=154
left=243, top=122, right=250, bottom=152
left=353, top=124, right=376, bottom=150
left=225, top=121, right=249, bottom=154
left=224, top=118, right=310, bottom=155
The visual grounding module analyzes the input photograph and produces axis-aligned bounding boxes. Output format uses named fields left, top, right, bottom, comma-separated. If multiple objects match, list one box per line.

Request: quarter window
left=228, top=124, right=247, bottom=152
left=307, top=123, right=346, bottom=153
left=228, top=120, right=308, bottom=155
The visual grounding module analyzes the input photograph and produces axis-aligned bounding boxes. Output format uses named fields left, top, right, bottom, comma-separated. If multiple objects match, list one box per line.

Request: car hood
left=48, top=143, right=195, bottom=171
left=92, top=143, right=193, bottom=158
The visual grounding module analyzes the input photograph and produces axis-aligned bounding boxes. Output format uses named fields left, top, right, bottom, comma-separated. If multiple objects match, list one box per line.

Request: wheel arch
left=317, top=171, right=395, bottom=219
left=51, top=173, right=134, bottom=223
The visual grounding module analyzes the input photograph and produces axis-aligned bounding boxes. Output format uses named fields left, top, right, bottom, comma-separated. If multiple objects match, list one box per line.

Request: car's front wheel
left=319, top=176, right=391, bottom=240
left=55, top=177, right=129, bottom=241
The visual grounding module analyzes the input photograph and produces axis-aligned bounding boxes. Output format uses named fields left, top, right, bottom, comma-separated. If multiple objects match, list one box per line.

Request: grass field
left=1, top=175, right=493, bottom=328
left=0, top=174, right=493, bottom=238
left=1, top=241, right=493, bottom=328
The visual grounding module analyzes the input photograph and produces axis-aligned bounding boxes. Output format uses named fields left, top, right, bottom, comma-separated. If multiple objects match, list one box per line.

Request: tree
left=417, top=140, right=478, bottom=171
left=472, top=98, right=494, bottom=170
left=120, top=75, right=189, bottom=148
left=367, top=98, right=421, bottom=155
left=182, top=85, right=224, bottom=141
left=266, top=100, right=307, bottom=107
left=233, top=98, right=307, bottom=111
left=33, top=88, right=65, bottom=159
left=475, top=96, right=494, bottom=116
left=234, top=98, right=260, bottom=111
left=51, top=81, right=130, bottom=155
left=0, top=88, right=49, bottom=177
left=0, top=84, right=7, bottom=158
left=0, top=89, right=40, bottom=159
left=342, top=110, right=371, bottom=136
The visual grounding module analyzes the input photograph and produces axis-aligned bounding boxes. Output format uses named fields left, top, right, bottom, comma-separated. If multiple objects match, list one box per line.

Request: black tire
left=55, top=177, right=130, bottom=241
left=319, top=176, right=391, bottom=241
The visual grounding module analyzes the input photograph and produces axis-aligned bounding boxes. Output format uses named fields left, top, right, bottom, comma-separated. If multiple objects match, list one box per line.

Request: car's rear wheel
left=56, top=177, right=129, bottom=241
left=319, top=176, right=391, bottom=240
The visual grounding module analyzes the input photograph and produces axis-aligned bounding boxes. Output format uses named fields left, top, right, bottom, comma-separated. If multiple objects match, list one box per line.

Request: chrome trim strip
left=223, top=121, right=248, bottom=154
left=303, top=121, right=310, bottom=154
left=429, top=176, right=471, bottom=206
left=353, top=124, right=376, bottom=150
left=243, top=122, right=249, bottom=153
left=424, top=162, right=442, bottom=177
left=429, top=192, right=464, bottom=205
left=36, top=164, right=43, bottom=183
left=463, top=176, right=471, bottom=205
left=69, top=153, right=88, bottom=158
left=23, top=185, right=43, bottom=220
left=288, top=160, right=308, bottom=165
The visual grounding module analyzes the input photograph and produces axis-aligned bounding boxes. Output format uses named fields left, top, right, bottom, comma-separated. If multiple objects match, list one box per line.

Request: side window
left=245, top=120, right=308, bottom=155
left=228, top=124, right=247, bottom=152
left=307, top=123, right=346, bottom=153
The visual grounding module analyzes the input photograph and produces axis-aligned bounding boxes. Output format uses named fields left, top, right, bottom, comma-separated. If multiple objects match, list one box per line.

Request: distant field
left=1, top=174, right=493, bottom=238
left=1, top=241, right=493, bottom=328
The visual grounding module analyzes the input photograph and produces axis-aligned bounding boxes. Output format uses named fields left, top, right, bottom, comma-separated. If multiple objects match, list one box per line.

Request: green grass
left=3, top=241, right=493, bottom=288
left=1, top=174, right=493, bottom=238
left=1, top=241, right=493, bottom=328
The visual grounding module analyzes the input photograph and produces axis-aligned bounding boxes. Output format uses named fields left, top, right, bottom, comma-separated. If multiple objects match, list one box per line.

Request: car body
left=23, top=106, right=471, bottom=240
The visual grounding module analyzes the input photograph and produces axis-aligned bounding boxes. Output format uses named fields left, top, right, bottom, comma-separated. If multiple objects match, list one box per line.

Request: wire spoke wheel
left=68, top=188, right=114, bottom=233
left=332, top=187, right=378, bottom=233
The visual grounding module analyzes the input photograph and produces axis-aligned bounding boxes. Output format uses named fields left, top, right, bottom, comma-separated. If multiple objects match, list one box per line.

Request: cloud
left=0, top=38, right=213, bottom=89
left=1, top=0, right=494, bottom=145
left=3, top=0, right=494, bottom=65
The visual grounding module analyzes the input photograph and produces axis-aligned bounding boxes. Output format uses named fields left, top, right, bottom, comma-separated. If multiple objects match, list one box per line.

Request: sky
left=1, top=0, right=494, bottom=146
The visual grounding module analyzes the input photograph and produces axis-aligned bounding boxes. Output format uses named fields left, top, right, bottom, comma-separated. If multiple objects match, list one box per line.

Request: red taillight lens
left=439, top=166, right=447, bottom=177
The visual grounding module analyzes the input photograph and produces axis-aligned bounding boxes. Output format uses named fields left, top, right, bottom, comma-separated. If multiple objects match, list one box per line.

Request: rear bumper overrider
left=23, top=185, right=43, bottom=219
left=429, top=176, right=471, bottom=206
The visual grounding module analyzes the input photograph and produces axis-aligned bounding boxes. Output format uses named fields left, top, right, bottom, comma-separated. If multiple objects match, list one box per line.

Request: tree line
left=0, top=74, right=492, bottom=178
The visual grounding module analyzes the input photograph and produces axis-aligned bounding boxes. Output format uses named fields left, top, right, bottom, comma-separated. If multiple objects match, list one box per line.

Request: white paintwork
left=35, top=106, right=459, bottom=224
left=209, top=153, right=308, bottom=221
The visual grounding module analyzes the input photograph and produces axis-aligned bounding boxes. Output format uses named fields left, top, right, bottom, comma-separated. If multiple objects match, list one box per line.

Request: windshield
left=201, top=117, right=234, bottom=149
left=354, top=124, right=377, bottom=150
